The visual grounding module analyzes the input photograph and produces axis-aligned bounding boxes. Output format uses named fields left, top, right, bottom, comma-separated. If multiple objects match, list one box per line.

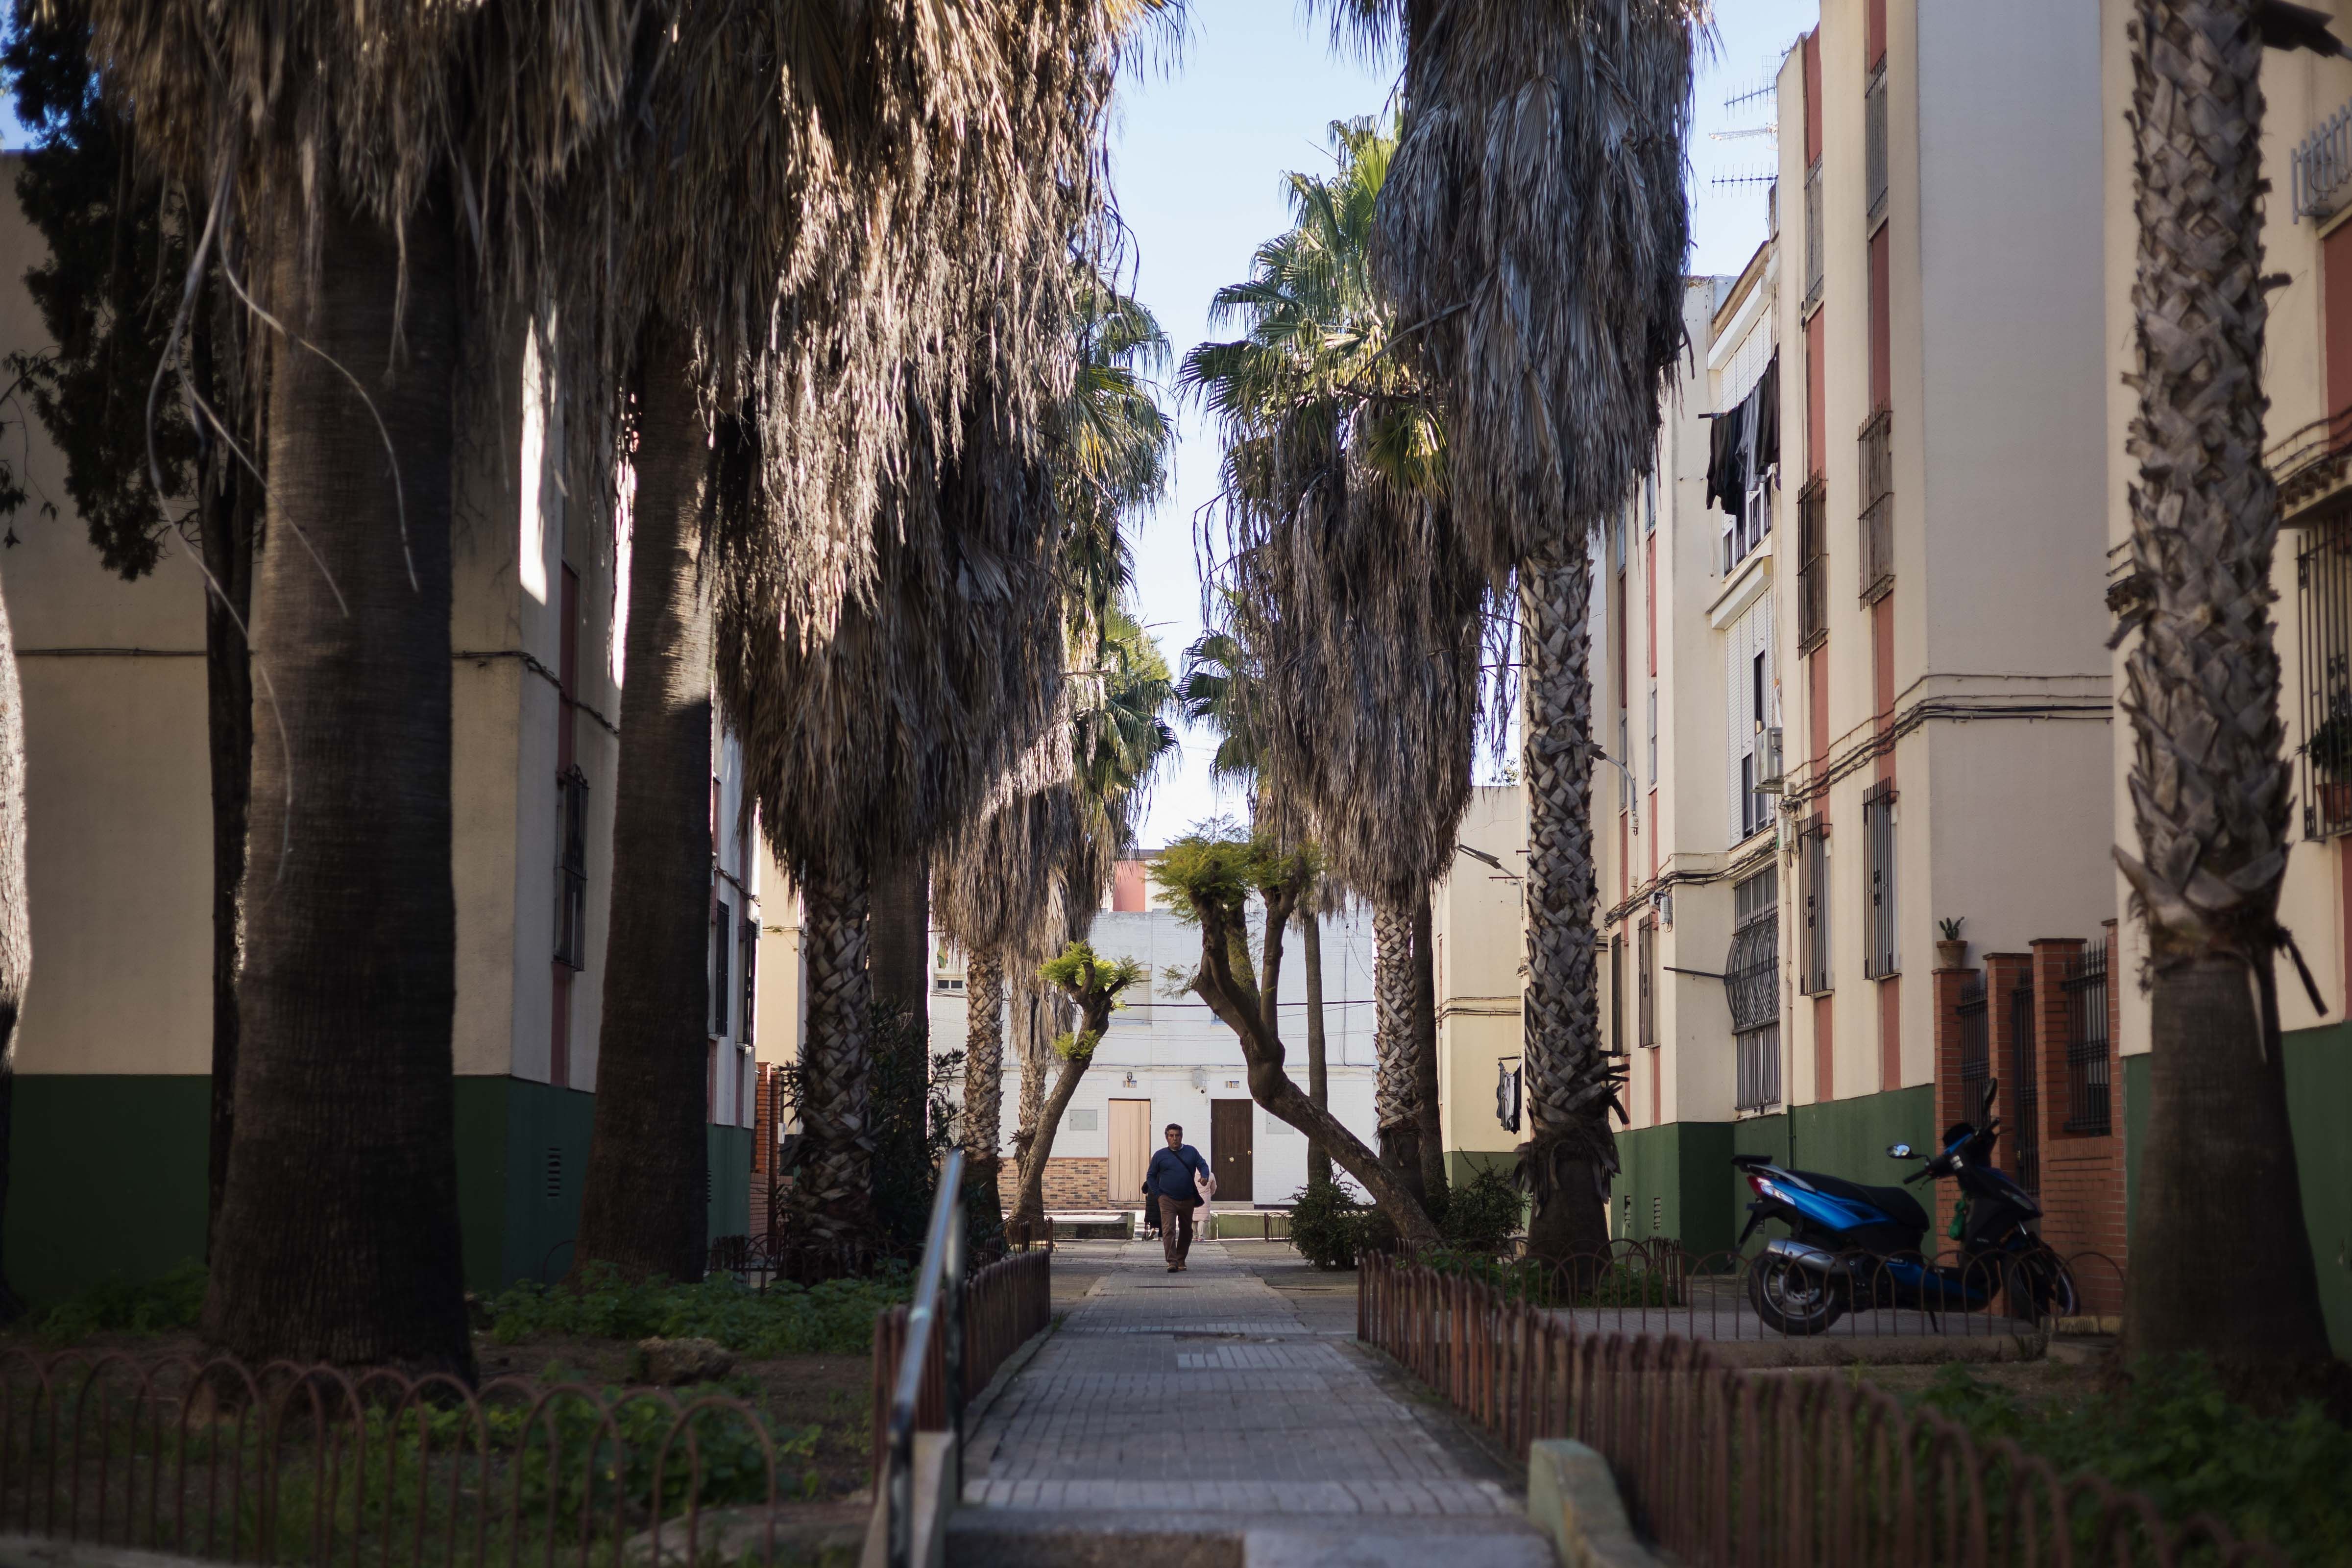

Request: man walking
left=1144, top=1123, right=1212, bottom=1271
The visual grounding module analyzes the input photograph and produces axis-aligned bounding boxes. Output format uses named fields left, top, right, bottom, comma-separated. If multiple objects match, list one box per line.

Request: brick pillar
left=2027, top=932, right=2128, bottom=1314
left=1931, top=963, right=1977, bottom=1249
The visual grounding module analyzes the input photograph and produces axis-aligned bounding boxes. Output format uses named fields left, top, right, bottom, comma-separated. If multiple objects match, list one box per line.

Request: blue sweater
left=1144, top=1144, right=1211, bottom=1204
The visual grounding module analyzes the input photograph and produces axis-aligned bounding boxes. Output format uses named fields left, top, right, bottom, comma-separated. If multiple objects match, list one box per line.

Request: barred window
left=1608, top=936, right=1625, bottom=1055
left=711, top=894, right=732, bottom=1038
left=1862, top=786, right=1898, bottom=979
left=1727, top=868, right=1781, bottom=1112
left=1637, top=919, right=1657, bottom=1049
left=739, top=916, right=759, bottom=1046
left=2296, top=517, right=2352, bottom=839
left=1865, top=66, right=1889, bottom=228
left=554, top=767, right=589, bottom=970
left=1804, top=159, right=1824, bottom=309
left=1798, top=817, right=1831, bottom=995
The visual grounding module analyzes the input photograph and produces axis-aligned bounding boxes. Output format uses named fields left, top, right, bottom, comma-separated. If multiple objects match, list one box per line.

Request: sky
left=1116, top=0, right=1821, bottom=847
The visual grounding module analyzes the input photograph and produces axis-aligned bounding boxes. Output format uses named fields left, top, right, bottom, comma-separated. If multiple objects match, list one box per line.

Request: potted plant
left=2310, top=696, right=2352, bottom=827
left=1935, top=917, right=1967, bottom=970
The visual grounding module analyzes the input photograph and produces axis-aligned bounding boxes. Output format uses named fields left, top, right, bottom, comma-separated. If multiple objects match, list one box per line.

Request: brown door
left=1210, top=1099, right=1254, bottom=1203
left=1108, top=1099, right=1151, bottom=1209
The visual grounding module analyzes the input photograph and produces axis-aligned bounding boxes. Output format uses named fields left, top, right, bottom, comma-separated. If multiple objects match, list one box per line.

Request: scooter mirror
left=1886, top=1142, right=1913, bottom=1159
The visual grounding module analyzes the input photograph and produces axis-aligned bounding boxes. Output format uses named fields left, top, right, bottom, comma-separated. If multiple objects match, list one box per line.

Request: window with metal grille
left=1862, top=786, right=1897, bottom=979
left=1726, top=868, right=1781, bottom=1112
left=1798, top=817, right=1831, bottom=995
left=554, top=767, right=589, bottom=969
left=1797, top=477, right=1828, bottom=651
left=1957, top=972, right=1990, bottom=1122
left=2010, top=974, right=2040, bottom=1195
left=1804, top=159, right=1824, bottom=310
left=1637, top=920, right=1656, bottom=1049
left=2296, top=518, right=2352, bottom=839
left=1608, top=936, right=1625, bottom=1055
left=711, top=894, right=731, bottom=1037
left=1865, top=66, right=1889, bottom=228
left=2062, top=945, right=2112, bottom=1134
left=1858, top=409, right=1894, bottom=603
left=2293, top=96, right=2352, bottom=221
left=740, top=916, right=759, bottom=1046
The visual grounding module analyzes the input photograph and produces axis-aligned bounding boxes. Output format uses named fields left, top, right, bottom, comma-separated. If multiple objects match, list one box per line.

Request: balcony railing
left=1796, top=476, right=1827, bottom=651
left=1803, top=160, right=1823, bottom=311
left=2296, top=516, right=2352, bottom=839
left=1865, top=67, right=1889, bottom=228
left=2293, top=96, right=2352, bottom=221
left=1858, top=409, right=1893, bottom=603
left=2062, top=945, right=2112, bottom=1135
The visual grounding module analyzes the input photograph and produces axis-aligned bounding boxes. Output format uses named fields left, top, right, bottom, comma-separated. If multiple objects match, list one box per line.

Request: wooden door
left=1210, top=1099, right=1254, bottom=1203
left=1108, top=1099, right=1151, bottom=1209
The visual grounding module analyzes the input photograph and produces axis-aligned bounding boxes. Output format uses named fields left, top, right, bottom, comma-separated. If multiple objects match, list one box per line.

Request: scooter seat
left=1786, top=1168, right=1931, bottom=1234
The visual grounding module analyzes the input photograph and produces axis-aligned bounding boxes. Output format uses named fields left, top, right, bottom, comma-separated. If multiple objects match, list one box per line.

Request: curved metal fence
left=1361, top=1253, right=2281, bottom=1567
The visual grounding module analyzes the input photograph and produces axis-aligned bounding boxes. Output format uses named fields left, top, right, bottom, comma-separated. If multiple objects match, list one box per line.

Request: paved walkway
left=955, top=1238, right=1552, bottom=1566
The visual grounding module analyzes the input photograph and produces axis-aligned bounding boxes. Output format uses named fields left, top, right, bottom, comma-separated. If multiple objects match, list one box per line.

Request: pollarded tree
left=1152, top=829, right=1440, bottom=1247
left=1010, top=941, right=1146, bottom=1229
left=1352, top=0, right=1699, bottom=1264
left=2114, top=0, right=2332, bottom=1372
left=83, top=0, right=638, bottom=1371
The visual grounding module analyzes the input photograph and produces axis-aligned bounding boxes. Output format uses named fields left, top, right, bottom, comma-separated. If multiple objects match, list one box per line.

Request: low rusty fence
left=1361, top=1254, right=2281, bottom=1566
left=1435, top=1243, right=2124, bottom=1342
left=866, top=1247, right=1051, bottom=1487
left=0, top=1352, right=800, bottom=1566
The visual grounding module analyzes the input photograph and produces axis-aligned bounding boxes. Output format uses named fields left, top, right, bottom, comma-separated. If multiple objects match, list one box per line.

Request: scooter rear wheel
left=1748, top=1252, right=1847, bottom=1336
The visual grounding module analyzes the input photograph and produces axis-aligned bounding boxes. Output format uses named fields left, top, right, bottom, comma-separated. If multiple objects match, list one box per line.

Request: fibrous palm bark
left=572, top=321, right=715, bottom=1285
left=1368, top=0, right=1696, bottom=1264
left=1298, top=903, right=1333, bottom=1189
left=207, top=200, right=472, bottom=1372
left=0, top=574, right=29, bottom=1318
left=2116, top=0, right=2331, bottom=1368
left=1372, top=902, right=1424, bottom=1201
left=960, top=952, right=1007, bottom=1175
left=1409, top=890, right=1445, bottom=1201
left=795, top=861, right=876, bottom=1246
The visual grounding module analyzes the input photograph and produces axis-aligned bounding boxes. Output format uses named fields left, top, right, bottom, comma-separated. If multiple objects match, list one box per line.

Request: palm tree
left=82, top=0, right=640, bottom=1369
left=0, top=415, right=31, bottom=1317
left=2115, top=0, right=2331, bottom=1368
left=1354, top=0, right=1699, bottom=1264
left=1183, top=118, right=1483, bottom=1213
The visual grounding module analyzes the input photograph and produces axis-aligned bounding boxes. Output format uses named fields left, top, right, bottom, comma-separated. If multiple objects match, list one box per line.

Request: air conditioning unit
left=1756, top=725, right=1786, bottom=793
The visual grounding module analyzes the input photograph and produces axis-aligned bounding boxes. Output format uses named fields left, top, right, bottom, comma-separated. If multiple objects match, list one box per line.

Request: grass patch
left=1910, top=1357, right=2352, bottom=1563
left=484, top=1264, right=908, bottom=1358
left=16, top=1261, right=207, bottom=1340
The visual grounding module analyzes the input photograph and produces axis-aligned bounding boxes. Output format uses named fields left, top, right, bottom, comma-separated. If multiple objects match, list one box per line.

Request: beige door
left=1108, top=1099, right=1152, bottom=1209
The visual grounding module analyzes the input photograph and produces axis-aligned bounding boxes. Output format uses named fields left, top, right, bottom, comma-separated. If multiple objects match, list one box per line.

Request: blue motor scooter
left=1729, top=1081, right=2079, bottom=1334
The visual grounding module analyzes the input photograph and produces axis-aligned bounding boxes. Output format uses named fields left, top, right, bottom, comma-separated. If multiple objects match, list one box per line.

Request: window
left=1727, top=868, right=1781, bottom=1111
left=1727, top=605, right=1774, bottom=843
left=1859, top=409, right=1894, bottom=603
left=1636, top=920, right=1657, bottom=1049
left=1798, top=817, right=1831, bottom=995
left=1647, top=682, right=1658, bottom=784
left=554, top=767, right=589, bottom=969
left=1610, top=504, right=1626, bottom=572
left=739, top=916, right=758, bottom=1046
left=1608, top=936, right=1625, bottom=1054
left=2062, top=944, right=2112, bottom=1135
left=711, top=895, right=732, bottom=1037
left=2297, top=518, right=2352, bottom=838
left=1797, top=478, right=1828, bottom=651
left=1803, top=159, right=1824, bottom=310
left=1862, top=786, right=1898, bottom=979
left=1865, top=66, right=1889, bottom=228
left=1643, top=470, right=1657, bottom=534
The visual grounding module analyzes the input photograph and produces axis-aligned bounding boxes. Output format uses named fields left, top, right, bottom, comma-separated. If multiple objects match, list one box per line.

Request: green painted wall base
left=2123, top=1028, right=2352, bottom=1355
left=3, top=1075, right=211, bottom=1305
left=6, top=1073, right=755, bottom=1304
left=1611, top=1086, right=1935, bottom=1263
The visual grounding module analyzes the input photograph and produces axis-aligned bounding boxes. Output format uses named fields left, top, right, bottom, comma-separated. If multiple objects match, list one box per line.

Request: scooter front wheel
left=1748, top=1251, right=1847, bottom=1336
left=2004, top=1252, right=2079, bottom=1325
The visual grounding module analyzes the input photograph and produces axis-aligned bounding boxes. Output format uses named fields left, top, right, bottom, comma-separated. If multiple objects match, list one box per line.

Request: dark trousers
left=1157, top=1195, right=1195, bottom=1264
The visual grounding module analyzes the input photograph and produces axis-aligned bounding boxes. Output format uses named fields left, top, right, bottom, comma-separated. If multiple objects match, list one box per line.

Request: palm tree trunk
left=1518, top=544, right=1616, bottom=1268
left=961, top=949, right=1007, bottom=1228
left=1372, top=900, right=1425, bottom=1203
left=1299, top=906, right=1332, bottom=1190
left=203, top=196, right=471, bottom=1373
left=0, top=572, right=30, bottom=1321
left=870, top=849, right=931, bottom=1024
left=193, top=298, right=255, bottom=1258
left=1410, top=890, right=1448, bottom=1206
left=2119, top=0, right=2331, bottom=1368
left=572, top=318, right=715, bottom=1285
left=787, top=860, right=877, bottom=1248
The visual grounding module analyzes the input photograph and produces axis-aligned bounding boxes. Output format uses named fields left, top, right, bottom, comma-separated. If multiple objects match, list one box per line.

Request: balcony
left=1796, top=476, right=1827, bottom=651
left=2292, top=96, right=2352, bottom=222
left=1858, top=409, right=1893, bottom=604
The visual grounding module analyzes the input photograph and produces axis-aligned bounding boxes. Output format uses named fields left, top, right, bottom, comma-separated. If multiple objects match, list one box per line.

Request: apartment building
left=1431, top=785, right=1529, bottom=1190
left=0, top=173, right=756, bottom=1303
left=2101, top=0, right=2352, bottom=1345
left=1594, top=0, right=2120, bottom=1259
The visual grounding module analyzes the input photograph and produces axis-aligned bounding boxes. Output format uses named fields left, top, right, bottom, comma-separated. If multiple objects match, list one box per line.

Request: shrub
left=27, top=1261, right=207, bottom=1340
left=1287, top=1182, right=1374, bottom=1270
left=485, top=1264, right=906, bottom=1357
left=1436, top=1167, right=1524, bottom=1254
left=1913, top=1357, right=2352, bottom=1563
